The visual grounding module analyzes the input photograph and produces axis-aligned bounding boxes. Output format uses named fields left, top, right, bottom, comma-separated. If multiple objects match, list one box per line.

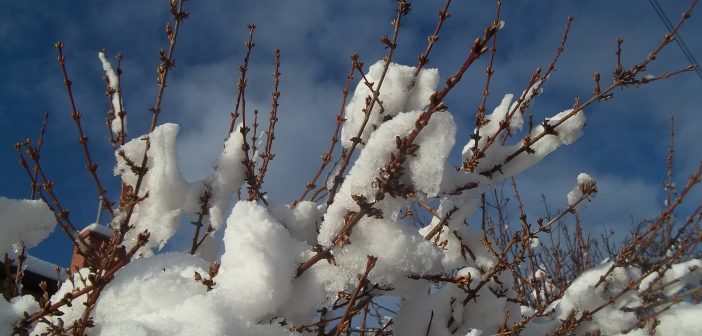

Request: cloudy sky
left=1, top=1, right=700, bottom=267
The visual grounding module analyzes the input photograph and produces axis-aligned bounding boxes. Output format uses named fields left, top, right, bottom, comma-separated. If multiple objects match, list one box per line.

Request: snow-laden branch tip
left=99, top=51, right=127, bottom=135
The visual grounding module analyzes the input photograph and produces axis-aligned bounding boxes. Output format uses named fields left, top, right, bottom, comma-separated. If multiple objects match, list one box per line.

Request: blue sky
left=1, top=1, right=700, bottom=267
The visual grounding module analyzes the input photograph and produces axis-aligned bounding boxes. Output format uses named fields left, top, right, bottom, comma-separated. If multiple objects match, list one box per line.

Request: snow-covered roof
left=23, top=255, right=66, bottom=281
left=6, top=250, right=66, bottom=281
left=80, top=223, right=113, bottom=237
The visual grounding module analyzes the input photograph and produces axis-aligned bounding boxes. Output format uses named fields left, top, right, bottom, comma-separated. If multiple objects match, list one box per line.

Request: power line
left=648, top=0, right=702, bottom=81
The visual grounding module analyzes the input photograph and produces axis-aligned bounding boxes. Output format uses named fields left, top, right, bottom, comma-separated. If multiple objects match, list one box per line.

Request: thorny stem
left=415, top=184, right=595, bottom=311
left=11, top=245, right=27, bottom=298
left=662, top=116, right=676, bottom=250
left=290, top=297, right=374, bottom=334
left=423, top=207, right=458, bottom=242
left=510, top=177, right=543, bottom=309
left=55, top=43, right=115, bottom=218
left=539, top=193, right=595, bottom=234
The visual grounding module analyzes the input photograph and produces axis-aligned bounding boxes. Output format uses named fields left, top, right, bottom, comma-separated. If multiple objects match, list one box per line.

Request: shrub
left=1, top=1, right=700, bottom=335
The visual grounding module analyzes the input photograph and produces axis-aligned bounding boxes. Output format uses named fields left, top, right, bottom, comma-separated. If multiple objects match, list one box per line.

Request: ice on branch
left=114, top=123, right=190, bottom=251
left=0, top=197, right=55, bottom=254
left=462, top=91, right=586, bottom=180
left=341, top=61, right=438, bottom=148
left=98, top=51, right=126, bottom=135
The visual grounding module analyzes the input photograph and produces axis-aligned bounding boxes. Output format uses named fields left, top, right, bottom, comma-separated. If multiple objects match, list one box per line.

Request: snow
left=655, top=302, right=702, bottom=335
left=408, top=111, right=456, bottom=197
left=81, top=223, right=113, bottom=237
left=0, top=55, right=696, bottom=335
left=22, top=255, right=64, bottom=281
left=269, top=201, right=320, bottom=244
left=639, top=259, right=702, bottom=297
left=549, top=262, right=642, bottom=335
left=6, top=248, right=63, bottom=281
left=462, top=91, right=586, bottom=180
left=567, top=173, right=596, bottom=210
left=92, top=253, right=210, bottom=335
left=32, top=268, right=94, bottom=335
left=394, top=267, right=520, bottom=335
left=204, top=124, right=247, bottom=232
left=114, top=123, right=190, bottom=251
left=99, top=51, right=125, bottom=135
left=0, top=197, right=55, bottom=255
left=218, top=201, right=307, bottom=321
left=92, top=253, right=295, bottom=336
left=319, top=110, right=454, bottom=247
left=340, top=61, right=438, bottom=148
left=0, top=295, right=38, bottom=336
left=332, top=216, right=442, bottom=297
left=98, top=51, right=127, bottom=135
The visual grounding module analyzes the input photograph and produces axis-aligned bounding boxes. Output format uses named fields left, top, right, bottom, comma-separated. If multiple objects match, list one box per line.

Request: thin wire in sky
left=648, top=0, right=702, bottom=81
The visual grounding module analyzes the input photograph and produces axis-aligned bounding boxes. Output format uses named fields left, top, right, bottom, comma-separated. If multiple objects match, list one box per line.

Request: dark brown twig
left=55, top=43, right=115, bottom=218
left=325, top=1, right=411, bottom=207
left=252, top=49, right=282, bottom=200
left=334, top=256, right=377, bottom=336
left=296, top=56, right=357, bottom=205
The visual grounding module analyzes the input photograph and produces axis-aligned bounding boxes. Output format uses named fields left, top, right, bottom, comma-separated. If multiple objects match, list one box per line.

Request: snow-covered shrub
left=2, top=1, right=701, bottom=335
